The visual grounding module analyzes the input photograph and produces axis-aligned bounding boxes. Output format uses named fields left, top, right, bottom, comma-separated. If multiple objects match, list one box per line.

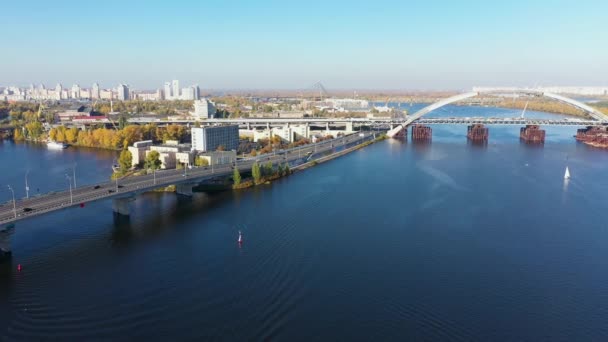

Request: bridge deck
left=0, top=133, right=373, bottom=225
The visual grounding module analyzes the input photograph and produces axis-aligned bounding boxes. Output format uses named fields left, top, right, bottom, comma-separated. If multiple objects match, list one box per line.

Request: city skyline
left=2, top=0, right=608, bottom=90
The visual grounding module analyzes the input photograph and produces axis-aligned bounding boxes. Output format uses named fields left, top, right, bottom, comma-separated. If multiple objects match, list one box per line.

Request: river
left=2, top=105, right=608, bottom=340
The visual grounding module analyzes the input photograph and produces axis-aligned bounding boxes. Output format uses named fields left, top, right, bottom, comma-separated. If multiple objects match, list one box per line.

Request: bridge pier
left=0, top=227, right=14, bottom=261
left=467, top=124, right=489, bottom=142
left=176, top=183, right=195, bottom=197
left=112, top=197, right=134, bottom=217
left=246, top=122, right=251, bottom=130
left=345, top=122, right=353, bottom=132
left=520, top=125, right=545, bottom=143
left=411, top=125, right=432, bottom=141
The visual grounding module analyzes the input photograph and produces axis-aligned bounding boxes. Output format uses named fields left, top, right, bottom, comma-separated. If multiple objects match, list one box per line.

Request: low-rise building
left=176, top=151, right=196, bottom=166
left=196, top=150, right=236, bottom=166
left=128, top=140, right=191, bottom=169
left=128, top=140, right=154, bottom=167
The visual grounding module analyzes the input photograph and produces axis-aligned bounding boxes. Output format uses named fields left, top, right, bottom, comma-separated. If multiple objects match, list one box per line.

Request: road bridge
left=0, top=132, right=373, bottom=227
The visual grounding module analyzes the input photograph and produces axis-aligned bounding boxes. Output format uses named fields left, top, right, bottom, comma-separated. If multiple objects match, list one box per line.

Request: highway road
left=0, top=132, right=374, bottom=225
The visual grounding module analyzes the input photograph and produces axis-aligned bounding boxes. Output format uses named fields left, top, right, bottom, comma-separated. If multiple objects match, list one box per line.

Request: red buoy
left=17, top=264, right=21, bottom=272
left=80, top=203, right=85, bottom=208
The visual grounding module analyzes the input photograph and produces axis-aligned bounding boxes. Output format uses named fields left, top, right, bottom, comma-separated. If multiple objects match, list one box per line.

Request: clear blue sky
left=2, top=0, right=607, bottom=90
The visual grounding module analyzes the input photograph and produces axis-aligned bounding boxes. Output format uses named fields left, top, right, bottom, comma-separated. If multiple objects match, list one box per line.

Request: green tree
left=277, top=163, right=284, bottom=176
left=252, top=162, right=261, bottom=184
left=194, top=156, right=209, bottom=167
left=118, top=149, right=133, bottom=174
left=283, top=163, right=290, bottom=175
left=25, top=121, right=43, bottom=140
left=233, top=167, right=241, bottom=186
left=264, top=161, right=273, bottom=176
left=145, top=150, right=162, bottom=170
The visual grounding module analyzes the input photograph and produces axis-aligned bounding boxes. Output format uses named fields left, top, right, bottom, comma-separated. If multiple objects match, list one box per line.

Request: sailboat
left=564, top=166, right=571, bottom=180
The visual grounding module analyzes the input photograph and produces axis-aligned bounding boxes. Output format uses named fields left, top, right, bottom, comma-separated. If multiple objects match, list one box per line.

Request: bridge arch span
left=387, top=89, right=608, bottom=137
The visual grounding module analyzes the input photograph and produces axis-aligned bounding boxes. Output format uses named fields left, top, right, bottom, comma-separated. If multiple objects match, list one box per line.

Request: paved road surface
left=0, top=133, right=373, bottom=225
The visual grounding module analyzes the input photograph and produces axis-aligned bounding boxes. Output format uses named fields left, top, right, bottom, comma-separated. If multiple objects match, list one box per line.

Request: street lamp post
left=73, top=163, right=77, bottom=188
left=65, top=174, right=73, bottom=204
left=25, top=170, right=30, bottom=199
left=7, top=185, right=16, bottom=219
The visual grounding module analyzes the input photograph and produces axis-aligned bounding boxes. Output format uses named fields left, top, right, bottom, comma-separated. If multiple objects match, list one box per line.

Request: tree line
left=45, top=124, right=187, bottom=149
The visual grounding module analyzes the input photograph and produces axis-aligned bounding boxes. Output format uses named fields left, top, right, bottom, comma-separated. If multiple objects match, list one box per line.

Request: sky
left=2, top=0, right=608, bottom=90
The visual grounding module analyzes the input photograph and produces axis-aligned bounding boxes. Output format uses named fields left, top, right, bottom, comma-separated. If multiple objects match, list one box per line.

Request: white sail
left=564, top=166, right=571, bottom=179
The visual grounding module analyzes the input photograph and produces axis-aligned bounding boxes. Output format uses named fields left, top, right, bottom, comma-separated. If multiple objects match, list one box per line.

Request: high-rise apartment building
left=55, top=83, right=63, bottom=100
left=92, top=83, right=100, bottom=99
left=181, top=87, right=195, bottom=100
left=71, top=84, right=81, bottom=99
left=172, top=80, right=180, bottom=100
left=191, top=125, right=239, bottom=152
left=164, top=82, right=172, bottom=100
left=194, top=85, right=200, bottom=100
left=116, top=84, right=129, bottom=101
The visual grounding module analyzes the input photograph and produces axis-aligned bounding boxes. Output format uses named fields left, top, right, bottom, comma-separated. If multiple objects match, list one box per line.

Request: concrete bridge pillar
left=0, top=227, right=14, bottom=260
left=267, top=122, right=270, bottom=130
left=345, top=122, right=353, bottom=132
left=112, top=197, right=134, bottom=217
left=246, top=122, right=250, bottom=130
left=326, top=122, right=330, bottom=131
left=176, top=183, right=194, bottom=197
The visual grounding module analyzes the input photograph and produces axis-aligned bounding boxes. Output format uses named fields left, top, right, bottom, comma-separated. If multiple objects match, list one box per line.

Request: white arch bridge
left=387, top=89, right=608, bottom=137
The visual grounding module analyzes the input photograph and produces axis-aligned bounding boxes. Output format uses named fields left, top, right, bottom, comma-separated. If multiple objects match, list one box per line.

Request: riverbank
left=230, top=134, right=386, bottom=190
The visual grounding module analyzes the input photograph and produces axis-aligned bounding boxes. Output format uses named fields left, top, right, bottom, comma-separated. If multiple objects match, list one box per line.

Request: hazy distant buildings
left=55, top=83, right=63, bottom=100
left=116, top=84, right=130, bottom=101
left=181, top=87, right=195, bottom=101
left=192, top=99, right=217, bottom=119
left=172, top=80, right=180, bottom=100
left=92, top=83, right=100, bottom=99
left=191, top=125, right=239, bottom=152
left=162, top=80, right=201, bottom=100
left=100, top=89, right=113, bottom=100
left=71, top=84, right=81, bottom=99
left=163, top=82, right=172, bottom=100
left=180, top=85, right=201, bottom=100
left=133, top=89, right=162, bottom=101
left=194, top=85, right=200, bottom=100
